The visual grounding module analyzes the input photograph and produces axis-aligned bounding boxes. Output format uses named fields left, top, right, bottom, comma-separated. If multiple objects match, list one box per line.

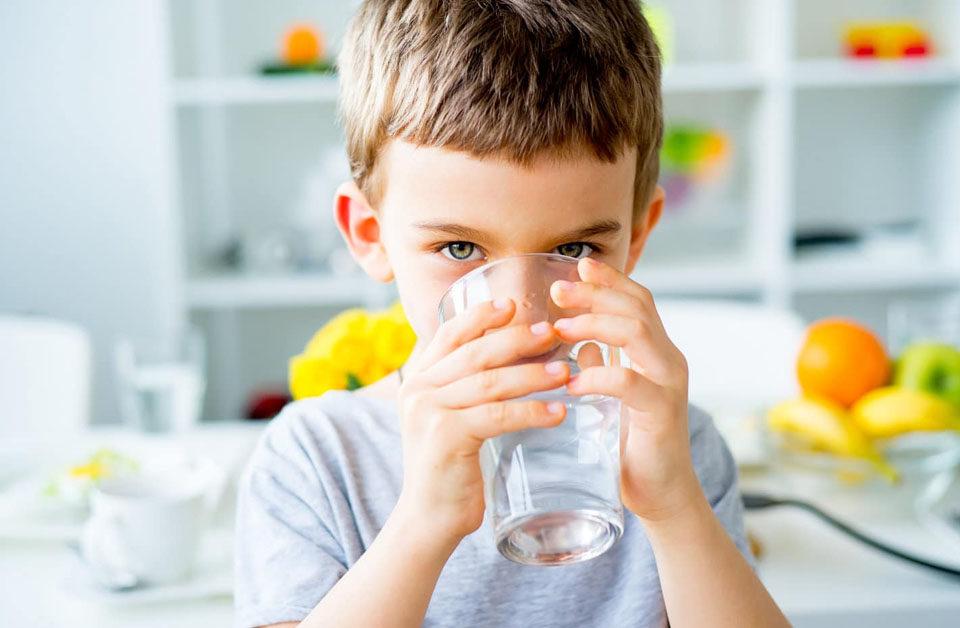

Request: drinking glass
left=438, top=253, right=624, bottom=565
left=115, top=328, right=206, bottom=433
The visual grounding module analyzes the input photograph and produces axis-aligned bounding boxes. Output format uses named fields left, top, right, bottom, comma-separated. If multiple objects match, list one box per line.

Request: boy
left=235, top=1, right=788, bottom=626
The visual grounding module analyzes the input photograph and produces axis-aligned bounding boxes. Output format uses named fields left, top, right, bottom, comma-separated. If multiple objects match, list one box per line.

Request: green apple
left=894, top=342, right=960, bottom=407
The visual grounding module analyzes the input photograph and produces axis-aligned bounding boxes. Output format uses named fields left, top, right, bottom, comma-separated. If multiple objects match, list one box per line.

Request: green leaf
left=346, top=373, right=363, bottom=391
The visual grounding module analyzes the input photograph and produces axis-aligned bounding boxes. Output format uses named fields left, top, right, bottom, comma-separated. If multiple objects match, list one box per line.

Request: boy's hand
left=394, top=299, right=570, bottom=543
left=550, top=257, right=701, bottom=523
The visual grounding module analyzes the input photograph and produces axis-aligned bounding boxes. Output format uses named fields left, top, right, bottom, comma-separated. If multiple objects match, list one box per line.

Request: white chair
left=656, top=299, right=807, bottom=464
left=0, top=315, right=92, bottom=437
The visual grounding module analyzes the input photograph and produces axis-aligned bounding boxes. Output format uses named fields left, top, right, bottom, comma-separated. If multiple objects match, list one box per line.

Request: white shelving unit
left=791, top=57, right=960, bottom=88
left=187, top=273, right=391, bottom=309
left=174, top=75, right=340, bottom=106
left=163, top=0, right=960, bottom=419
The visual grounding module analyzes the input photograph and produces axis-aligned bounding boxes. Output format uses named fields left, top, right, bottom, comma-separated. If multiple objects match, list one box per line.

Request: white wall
left=0, top=0, right=182, bottom=424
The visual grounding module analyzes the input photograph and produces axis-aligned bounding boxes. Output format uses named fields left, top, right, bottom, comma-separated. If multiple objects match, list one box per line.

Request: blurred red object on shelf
left=843, top=21, right=933, bottom=59
left=246, top=389, right=291, bottom=420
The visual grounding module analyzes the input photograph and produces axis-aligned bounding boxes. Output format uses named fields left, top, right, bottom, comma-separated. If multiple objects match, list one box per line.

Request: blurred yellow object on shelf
left=289, top=301, right=417, bottom=400
left=843, top=21, right=932, bottom=58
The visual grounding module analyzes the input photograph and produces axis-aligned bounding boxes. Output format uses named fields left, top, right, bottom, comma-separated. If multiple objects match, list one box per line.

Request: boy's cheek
left=395, top=279, right=447, bottom=342
left=399, top=297, right=440, bottom=343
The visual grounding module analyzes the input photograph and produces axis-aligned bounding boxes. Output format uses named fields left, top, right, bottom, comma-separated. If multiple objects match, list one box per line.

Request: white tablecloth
left=3, top=422, right=960, bottom=627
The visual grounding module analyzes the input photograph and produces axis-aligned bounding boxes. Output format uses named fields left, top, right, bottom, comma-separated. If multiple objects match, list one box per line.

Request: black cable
left=742, top=492, right=960, bottom=579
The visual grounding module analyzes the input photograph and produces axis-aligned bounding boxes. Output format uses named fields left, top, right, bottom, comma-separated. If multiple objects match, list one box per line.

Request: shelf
left=791, top=256, right=960, bottom=293
left=173, top=75, right=340, bottom=106
left=187, top=264, right=765, bottom=310
left=186, top=274, right=392, bottom=309
left=163, top=0, right=960, bottom=422
left=791, top=58, right=960, bottom=89
left=662, top=63, right=766, bottom=93
left=172, top=64, right=765, bottom=106
left=633, top=261, right=764, bottom=296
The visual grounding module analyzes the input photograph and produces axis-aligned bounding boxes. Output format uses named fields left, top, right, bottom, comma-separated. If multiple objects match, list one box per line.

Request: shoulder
left=245, top=390, right=398, bottom=480
left=686, top=403, right=739, bottom=504
left=687, top=402, right=730, bottom=465
left=686, top=403, right=735, bottom=469
left=687, top=402, right=718, bottom=442
left=685, top=403, right=753, bottom=562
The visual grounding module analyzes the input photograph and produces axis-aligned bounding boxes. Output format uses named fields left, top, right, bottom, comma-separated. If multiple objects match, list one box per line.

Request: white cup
left=80, top=463, right=218, bottom=586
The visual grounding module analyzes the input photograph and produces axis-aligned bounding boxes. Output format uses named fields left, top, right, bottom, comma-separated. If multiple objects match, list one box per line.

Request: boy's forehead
left=379, top=140, right=637, bottom=234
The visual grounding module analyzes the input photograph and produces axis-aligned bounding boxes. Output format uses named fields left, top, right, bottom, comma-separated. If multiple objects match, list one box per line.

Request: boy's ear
left=625, top=185, right=665, bottom=275
left=333, top=181, right=394, bottom=283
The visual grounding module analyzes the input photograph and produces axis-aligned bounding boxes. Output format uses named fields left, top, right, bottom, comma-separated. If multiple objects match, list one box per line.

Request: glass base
left=496, top=508, right=623, bottom=566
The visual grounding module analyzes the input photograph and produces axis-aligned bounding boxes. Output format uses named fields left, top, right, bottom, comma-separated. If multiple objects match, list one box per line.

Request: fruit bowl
left=878, top=431, right=960, bottom=476
left=767, top=428, right=960, bottom=485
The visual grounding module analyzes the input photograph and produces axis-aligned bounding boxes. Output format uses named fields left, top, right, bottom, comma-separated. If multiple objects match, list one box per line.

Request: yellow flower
left=289, top=354, right=349, bottom=400
left=357, top=361, right=390, bottom=387
left=370, top=317, right=416, bottom=371
left=288, top=301, right=417, bottom=399
left=330, top=333, right=374, bottom=375
left=384, top=300, right=409, bottom=325
left=304, top=308, right=369, bottom=356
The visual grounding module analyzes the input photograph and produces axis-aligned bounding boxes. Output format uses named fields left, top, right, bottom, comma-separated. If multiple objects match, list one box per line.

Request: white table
left=0, top=422, right=263, bottom=628
left=743, top=468, right=960, bottom=628
left=3, top=422, right=960, bottom=627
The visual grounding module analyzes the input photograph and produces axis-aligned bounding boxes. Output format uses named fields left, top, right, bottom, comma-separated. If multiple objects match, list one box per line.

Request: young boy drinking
left=234, top=1, right=788, bottom=626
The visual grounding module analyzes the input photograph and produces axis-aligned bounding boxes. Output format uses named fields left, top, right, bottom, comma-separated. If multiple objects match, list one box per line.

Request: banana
left=851, top=386, right=960, bottom=439
left=768, top=396, right=897, bottom=481
left=769, top=396, right=873, bottom=457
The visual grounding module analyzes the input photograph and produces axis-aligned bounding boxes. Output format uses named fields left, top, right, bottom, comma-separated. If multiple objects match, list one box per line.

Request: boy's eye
left=441, top=241, right=482, bottom=261
left=554, top=242, right=594, bottom=259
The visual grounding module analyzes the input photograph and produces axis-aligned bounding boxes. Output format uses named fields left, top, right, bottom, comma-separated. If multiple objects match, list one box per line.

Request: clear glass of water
left=115, top=328, right=206, bottom=433
left=438, top=253, right=624, bottom=566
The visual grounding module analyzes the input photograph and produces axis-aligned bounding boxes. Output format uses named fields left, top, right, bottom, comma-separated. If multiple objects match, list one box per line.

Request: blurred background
left=2, top=1, right=960, bottom=626
left=4, top=0, right=960, bottom=424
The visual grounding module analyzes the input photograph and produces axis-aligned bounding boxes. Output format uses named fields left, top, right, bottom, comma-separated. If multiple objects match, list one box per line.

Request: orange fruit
left=283, top=25, right=324, bottom=66
left=797, top=318, right=891, bottom=407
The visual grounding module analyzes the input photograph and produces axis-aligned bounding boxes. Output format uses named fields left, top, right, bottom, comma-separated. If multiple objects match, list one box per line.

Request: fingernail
left=555, top=280, right=575, bottom=292
left=553, top=318, right=572, bottom=330
left=493, top=298, right=511, bottom=310
left=583, top=257, right=599, bottom=268
left=545, top=360, right=565, bottom=375
left=530, top=321, right=551, bottom=335
left=547, top=401, right=565, bottom=415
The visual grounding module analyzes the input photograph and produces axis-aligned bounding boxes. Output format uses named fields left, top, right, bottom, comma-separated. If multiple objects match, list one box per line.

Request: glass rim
left=436, top=252, right=581, bottom=320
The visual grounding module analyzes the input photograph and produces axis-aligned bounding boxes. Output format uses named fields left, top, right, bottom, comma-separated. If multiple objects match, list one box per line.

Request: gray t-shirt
left=234, top=390, right=752, bottom=628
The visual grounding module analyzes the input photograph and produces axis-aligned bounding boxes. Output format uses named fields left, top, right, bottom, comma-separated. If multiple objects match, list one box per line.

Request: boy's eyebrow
left=413, top=219, right=623, bottom=242
left=413, top=221, right=489, bottom=242
left=551, top=219, right=623, bottom=242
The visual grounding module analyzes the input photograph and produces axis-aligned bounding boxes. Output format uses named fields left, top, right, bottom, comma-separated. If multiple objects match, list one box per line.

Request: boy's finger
left=437, top=360, right=570, bottom=408
left=460, top=399, right=567, bottom=442
left=422, top=320, right=562, bottom=387
left=416, top=299, right=515, bottom=372
left=565, top=365, right=665, bottom=413
left=550, top=278, right=651, bottom=322
left=577, top=257, right=660, bottom=316
left=553, top=313, right=677, bottom=383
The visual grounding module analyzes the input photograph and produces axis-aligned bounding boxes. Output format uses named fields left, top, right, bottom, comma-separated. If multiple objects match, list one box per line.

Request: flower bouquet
left=289, top=302, right=416, bottom=399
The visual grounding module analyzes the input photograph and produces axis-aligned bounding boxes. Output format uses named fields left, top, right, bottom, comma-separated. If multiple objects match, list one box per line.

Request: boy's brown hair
left=338, top=0, right=663, bottom=217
